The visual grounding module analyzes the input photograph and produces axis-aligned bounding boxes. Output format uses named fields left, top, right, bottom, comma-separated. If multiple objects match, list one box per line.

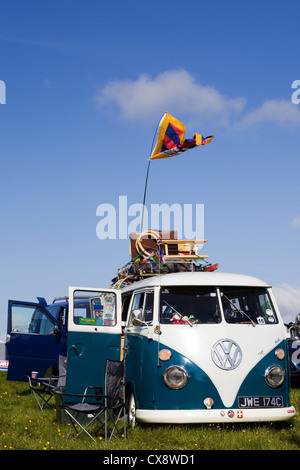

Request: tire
left=127, top=388, right=137, bottom=427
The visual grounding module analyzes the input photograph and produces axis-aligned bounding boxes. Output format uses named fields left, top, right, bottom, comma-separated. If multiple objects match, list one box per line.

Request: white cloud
left=238, top=99, right=300, bottom=128
left=95, top=69, right=245, bottom=126
left=290, top=216, right=300, bottom=230
left=95, top=70, right=300, bottom=130
left=273, top=284, right=300, bottom=323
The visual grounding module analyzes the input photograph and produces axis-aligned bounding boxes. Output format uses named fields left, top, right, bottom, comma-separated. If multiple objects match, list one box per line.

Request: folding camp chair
left=27, top=355, right=67, bottom=412
left=57, top=386, right=104, bottom=442
left=103, top=359, right=126, bottom=443
left=56, top=359, right=126, bottom=443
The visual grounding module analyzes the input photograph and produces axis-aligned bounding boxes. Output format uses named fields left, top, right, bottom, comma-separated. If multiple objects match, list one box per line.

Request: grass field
left=0, top=372, right=299, bottom=451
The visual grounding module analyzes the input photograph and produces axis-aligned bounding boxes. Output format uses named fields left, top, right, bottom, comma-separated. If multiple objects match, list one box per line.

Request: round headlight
left=265, top=365, right=285, bottom=388
left=163, top=366, right=189, bottom=389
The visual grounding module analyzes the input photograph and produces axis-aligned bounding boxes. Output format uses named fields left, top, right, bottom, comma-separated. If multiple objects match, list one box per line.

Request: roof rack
left=111, top=230, right=218, bottom=288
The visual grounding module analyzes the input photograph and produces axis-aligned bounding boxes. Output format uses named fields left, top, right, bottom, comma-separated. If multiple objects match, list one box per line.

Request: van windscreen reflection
left=160, top=287, right=221, bottom=324
left=221, top=287, right=278, bottom=325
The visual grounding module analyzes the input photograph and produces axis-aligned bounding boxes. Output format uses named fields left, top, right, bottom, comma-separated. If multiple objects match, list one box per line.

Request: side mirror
left=294, top=314, right=300, bottom=330
left=54, top=326, right=62, bottom=337
left=132, top=309, right=143, bottom=326
left=131, top=309, right=153, bottom=338
left=132, top=317, right=147, bottom=327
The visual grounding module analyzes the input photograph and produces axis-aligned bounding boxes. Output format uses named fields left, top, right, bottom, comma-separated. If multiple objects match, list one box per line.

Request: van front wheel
left=127, top=389, right=136, bottom=427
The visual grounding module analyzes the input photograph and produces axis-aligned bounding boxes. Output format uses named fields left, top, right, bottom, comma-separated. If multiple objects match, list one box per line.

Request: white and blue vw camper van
left=122, top=271, right=295, bottom=424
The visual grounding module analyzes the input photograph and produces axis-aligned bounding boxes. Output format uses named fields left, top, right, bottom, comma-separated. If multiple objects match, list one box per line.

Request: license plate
left=238, top=396, right=283, bottom=408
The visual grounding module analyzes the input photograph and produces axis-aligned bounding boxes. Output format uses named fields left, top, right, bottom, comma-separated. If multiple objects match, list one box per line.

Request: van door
left=6, top=300, right=64, bottom=381
left=125, top=288, right=156, bottom=410
left=65, top=287, right=122, bottom=395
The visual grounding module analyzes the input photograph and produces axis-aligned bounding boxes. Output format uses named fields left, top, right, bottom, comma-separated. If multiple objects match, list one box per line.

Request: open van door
left=6, top=299, right=65, bottom=381
left=65, top=287, right=122, bottom=395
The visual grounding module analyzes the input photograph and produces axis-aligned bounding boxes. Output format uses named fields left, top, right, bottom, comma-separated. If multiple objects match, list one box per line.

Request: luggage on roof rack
left=111, top=230, right=218, bottom=287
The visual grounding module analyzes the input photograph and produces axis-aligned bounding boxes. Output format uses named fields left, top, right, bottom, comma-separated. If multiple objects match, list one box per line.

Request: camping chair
left=56, top=359, right=126, bottom=443
left=58, top=386, right=105, bottom=441
left=103, top=359, right=126, bottom=443
left=27, top=355, right=67, bottom=412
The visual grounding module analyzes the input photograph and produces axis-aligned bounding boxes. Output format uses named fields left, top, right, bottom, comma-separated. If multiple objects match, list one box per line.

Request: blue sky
left=1, top=0, right=300, bottom=338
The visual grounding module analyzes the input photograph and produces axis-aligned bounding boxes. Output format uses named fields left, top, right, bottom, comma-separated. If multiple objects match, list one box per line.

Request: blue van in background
left=286, top=314, right=300, bottom=384
left=6, top=296, right=90, bottom=382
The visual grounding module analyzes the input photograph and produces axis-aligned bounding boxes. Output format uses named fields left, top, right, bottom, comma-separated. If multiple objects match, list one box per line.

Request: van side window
left=128, top=291, right=154, bottom=325
left=122, top=294, right=132, bottom=322
left=47, top=305, right=65, bottom=329
left=72, top=290, right=117, bottom=326
left=144, top=292, right=154, bottom=322
left=11, top=304, right=56, bottom=335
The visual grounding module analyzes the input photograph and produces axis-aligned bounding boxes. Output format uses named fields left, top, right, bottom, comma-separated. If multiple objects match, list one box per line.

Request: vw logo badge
left=211, top=339, right=242, bottom=370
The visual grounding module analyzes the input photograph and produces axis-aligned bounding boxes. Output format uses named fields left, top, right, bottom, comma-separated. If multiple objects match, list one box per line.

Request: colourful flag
left=141, top=247, right=165, bottom=268
left=157, top=242, right=165, bottom=266
left=150, top=112, right=214, bottom=160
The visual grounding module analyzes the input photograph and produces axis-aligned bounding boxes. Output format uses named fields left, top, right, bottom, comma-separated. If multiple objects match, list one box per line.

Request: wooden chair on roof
left=129, top=230, right=208, bottom=262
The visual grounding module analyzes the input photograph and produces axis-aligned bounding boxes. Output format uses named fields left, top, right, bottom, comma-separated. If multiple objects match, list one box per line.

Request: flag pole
left=141, top=159, right=151, bottom=218
left=140, top=113, right=164, bottom=232
left=141, top=159, right=151, bottom=232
